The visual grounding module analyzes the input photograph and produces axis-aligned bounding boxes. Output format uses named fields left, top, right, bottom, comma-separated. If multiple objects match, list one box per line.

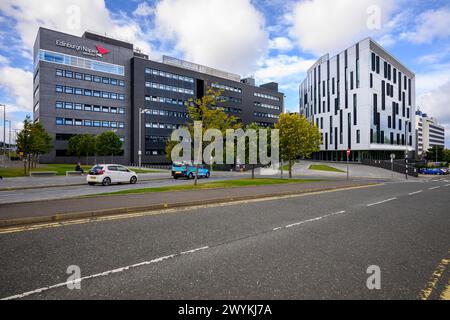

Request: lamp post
left=405, top=120, right=409, bottom=180
left=138, top=108, right=150, bottom=169
left=5, top=120, right=11, bottom=161
left=0, top=104, right=6, bottom=167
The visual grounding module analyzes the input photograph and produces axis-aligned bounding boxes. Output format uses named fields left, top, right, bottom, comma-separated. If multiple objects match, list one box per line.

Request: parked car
left=87, top=164, right=138, bottom=186
left=171, top=162, right=210, bottom=179
left=419, top=167, right=445, bottom=175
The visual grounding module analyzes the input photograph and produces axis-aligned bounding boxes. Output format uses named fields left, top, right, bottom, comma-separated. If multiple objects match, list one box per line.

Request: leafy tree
left=425, top=145, right=445, bottom=162
left=244, top=123, right=270, bottom=179
left=442, top=148, right=450, bottom=163
left=275, top=113, right=322, bottom=178
left=96, top=131, right=122, bottom=163
left=16, top=116, right=33, bottom=174
left=29, top=122, right=53, bottom=169
left=68, top=134, right=96, bottom=165
left=167, top=86, right=241, bottom=185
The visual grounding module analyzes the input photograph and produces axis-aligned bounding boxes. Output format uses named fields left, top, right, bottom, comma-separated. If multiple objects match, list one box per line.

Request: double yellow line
left=419, top=251, right=450, bottom=300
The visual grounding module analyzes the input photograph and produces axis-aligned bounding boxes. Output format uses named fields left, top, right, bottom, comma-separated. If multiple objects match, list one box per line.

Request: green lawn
left=90, top=178, right=322, bottom=197
left=0, top=164, right=160, bottom=177
left=309, top=164, right=345, bottom=173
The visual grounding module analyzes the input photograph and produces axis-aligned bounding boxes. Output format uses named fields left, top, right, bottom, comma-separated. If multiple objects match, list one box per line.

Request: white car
left=87, top=164, right=138, bottom=186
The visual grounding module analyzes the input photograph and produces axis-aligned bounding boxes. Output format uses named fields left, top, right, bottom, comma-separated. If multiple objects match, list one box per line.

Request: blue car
left=172, top=162, right=210, bottom=179
left=419, top=168, right=445, bottom=175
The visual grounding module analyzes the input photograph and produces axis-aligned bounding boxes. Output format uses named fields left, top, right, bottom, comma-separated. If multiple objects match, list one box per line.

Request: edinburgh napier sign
left=55, top=40, right=110, bottom=58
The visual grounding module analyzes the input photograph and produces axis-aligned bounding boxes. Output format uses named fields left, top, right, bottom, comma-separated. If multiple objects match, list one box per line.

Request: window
left=118, top=122, right=124, bottom=128
left=370, top=73, right=373, bottom=88
left=102, top=106, right=109, bottom=113
left=84, top=89, right=92, bottom=96
left=38, top=49, right=124, bottom=76
left=111, top=121, right=118, bottom=128
left=93, top=76, right=101, bottom=83
left=84, top=104, right=92, bottom=111
left=102, top=77, right=109, bottom=84
left=65, top=86, right=74, bottom=94
left=119, top=108, right=125, bottom=114
left=93, top=121, right=101, bottom=127
left=75, top=103, right=82, bottom=110
left=84, top=74, right=92, bottom=81
left=64, top=118, right=73, bottom=125
left=356, top=130, right=361, bottom=144
left=102, top=121, right=109, bottom=128
left=93, top=91, right=101, bottom=97
left=65, top=71, right=73, bottom=78
left=102, top=92, right=109, bottom=99
left=75, top=72, right=83, bottom=80
left=56, top=101, right=63, bottom=109
left=111, top=93, right=118, bottom=100
left=110, top=79, right=118, bottom=86
left=75, top=119, right=83, bottom=126
left=64, top=102, right=73, bottom=110
left=56, top=85, right=63, bottom=93
left=93, top=105, right=101, bottom=112
left=56, top=118, right=63, bottom=125
left=84, top=120, right=92, bottom=127
left=110, top=107, right=117, bottom=114
left=56, top=69, right=63, bottom=77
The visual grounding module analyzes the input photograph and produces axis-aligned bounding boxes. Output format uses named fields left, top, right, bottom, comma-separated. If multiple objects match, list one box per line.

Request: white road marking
left=409, top=190, right=423, bottom=196
left=429, top=186, right=441, bottom=190
left=367, top=198, right=397, bottom=207
left=275, top=211, right=346, bottom=231
left=1, top=246, right=209, bottom=301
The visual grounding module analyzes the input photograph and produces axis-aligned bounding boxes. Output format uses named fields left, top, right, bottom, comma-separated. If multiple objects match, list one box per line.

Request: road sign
left=390, top=153, right=396, bottom=160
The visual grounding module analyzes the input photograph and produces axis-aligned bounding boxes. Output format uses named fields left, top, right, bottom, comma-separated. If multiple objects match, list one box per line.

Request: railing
left=362, top=159, right=419, bottom=177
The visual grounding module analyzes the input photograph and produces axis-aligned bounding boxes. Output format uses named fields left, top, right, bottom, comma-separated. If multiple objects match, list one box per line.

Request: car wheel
left=188, top=173, right=194, bottom=179
left=130, top=176, right=138, bottom=184
left=205, top=172, right=210, bottom=178
left=102, top=177, right=111, bottom=186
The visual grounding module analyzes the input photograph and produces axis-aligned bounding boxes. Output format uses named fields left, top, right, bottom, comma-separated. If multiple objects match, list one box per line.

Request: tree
left=275, top=113, right=322, bottom=178
left=16, top=116, right=33, bottom=175
left=96, top=132, right=122, bottom=163
left=29, top=122, right=53, bottom=169
left=68, top=134, right=96, bottom=165
left=442, top=148, right=450, bottom=163
left=244, top=123, right=269, bottom=179
left=167, top=86, right=241, bottom=185
left=425, top=145, right=445, bottom=163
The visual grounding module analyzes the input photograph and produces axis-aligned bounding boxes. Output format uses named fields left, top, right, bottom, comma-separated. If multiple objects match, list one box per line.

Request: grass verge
left=89, top=178, right=322, bottom=197
left=309, top=164, right=345, bottom=173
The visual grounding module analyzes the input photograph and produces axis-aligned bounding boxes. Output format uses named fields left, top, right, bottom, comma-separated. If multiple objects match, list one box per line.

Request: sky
left=0, top=0, right=450, bottom=147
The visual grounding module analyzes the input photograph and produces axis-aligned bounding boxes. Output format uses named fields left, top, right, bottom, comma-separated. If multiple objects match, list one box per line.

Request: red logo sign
left=347, top=149, right=351, bottom=157
left=95, top=45, right=110, bottom=57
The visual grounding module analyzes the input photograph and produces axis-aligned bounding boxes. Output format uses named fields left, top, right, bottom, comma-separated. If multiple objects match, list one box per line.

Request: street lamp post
left=0, top=104, right=6, bottom=167
left=405, top=120, right=409, bottom=180
left=5, top=120, right=11, bottom=161
left=138, top=108, right=150, bottom=169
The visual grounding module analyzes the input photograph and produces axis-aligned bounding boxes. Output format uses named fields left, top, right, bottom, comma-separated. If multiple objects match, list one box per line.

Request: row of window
left=144, top=109, right=189, bottom=118
left=145, top=122, right=183, bottom=130
left=38, top=49, right=124, bottom=76
left=211, top=82, right=242, bottom=93
left=254, top=92, right=280, bottom=101
left=56, top=69, right=125, bottom=86
left=56, top=85, right=125, bottom=100
left=146, top=136, right=168, bottom=143
left=254, top=112, right=279, bottom=119
left=254, top=102, right=280, bottom=110
left=56, top=117, right=125, bottom=128
left=56, top=133, right=125, bottom=143
left=146, top=82, right=194, bottom=95
left=145, top=68, right=194, bottom=83
left=255, top=122, right=274, bottom=128
left=219, top=96, right=242, bottom=104
left=145, top=95, right=186, bottom=106
left=55, top=101, right=125, bottom=114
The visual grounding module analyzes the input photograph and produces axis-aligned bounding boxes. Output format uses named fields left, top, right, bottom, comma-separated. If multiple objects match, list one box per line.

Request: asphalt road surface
left=0, top=179, right=449, bottom=299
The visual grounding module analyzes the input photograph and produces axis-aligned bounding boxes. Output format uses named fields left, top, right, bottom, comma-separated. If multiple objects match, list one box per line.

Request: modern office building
left=415, top=110, right=445, bottom=156
left=33, top=28, right=283, bottom=164
left=299, top=38, right=416, bottom=162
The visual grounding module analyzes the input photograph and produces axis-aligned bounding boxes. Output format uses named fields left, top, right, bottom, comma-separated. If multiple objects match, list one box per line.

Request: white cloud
left=154, top=0, right=268, bottom=75
left=0, top=0, right=153, bottom=56
left=289, top=0, right=396, bottom=55
left=418, top=81, right=450, bottom=148
left=400, top=7, right=450, bottom=44
left=416, top=63, right=450, bottom=96
left=256, top=54, right=314, bottom=85
left=0, top=54, right=9, bottom=65
left=133, top=2, right=154, bottom=17
left=269, top=37, right=294, bottom=52
left=0, top=66, right=33, bottom=113
left=376, top=33, right=395, bottom=47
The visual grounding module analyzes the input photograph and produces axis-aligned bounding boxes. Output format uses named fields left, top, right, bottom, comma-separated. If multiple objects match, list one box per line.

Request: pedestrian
left=75, top=162, right=84, bottom=174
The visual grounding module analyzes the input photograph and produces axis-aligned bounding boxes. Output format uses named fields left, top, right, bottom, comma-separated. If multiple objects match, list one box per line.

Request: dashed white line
left=429, top=186, right=441, bottom=190
left=409, top=190, right=423, bottom=196
left=274, top=211, right=346, bottom=231
left=1, top=246, right=209, bottom=301
left=367, top=198, right=397, bottom=207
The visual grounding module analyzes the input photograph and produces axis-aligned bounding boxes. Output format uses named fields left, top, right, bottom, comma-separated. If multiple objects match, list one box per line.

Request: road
left=0, top=178, right=449, bottom=299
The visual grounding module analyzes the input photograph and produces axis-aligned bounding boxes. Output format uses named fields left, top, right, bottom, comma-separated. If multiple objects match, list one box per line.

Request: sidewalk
left=0, top=179, right=380, bottom=227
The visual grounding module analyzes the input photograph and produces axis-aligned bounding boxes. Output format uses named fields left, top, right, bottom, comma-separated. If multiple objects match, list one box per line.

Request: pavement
left=0, top=178, right=449, bottom=299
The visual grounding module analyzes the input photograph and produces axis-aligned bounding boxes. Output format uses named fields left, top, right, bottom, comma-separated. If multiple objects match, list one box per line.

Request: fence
left=362, top=159, right=419, bottom=177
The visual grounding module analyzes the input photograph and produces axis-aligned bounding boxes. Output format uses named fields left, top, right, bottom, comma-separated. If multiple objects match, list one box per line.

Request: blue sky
left=1, top=0, right=450, bottom=147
